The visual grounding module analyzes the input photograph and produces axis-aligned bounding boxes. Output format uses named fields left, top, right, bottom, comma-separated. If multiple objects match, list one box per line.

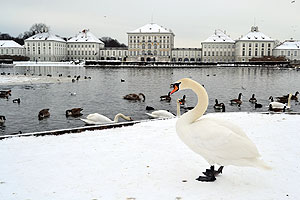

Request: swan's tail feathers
left=254, top=159, right=272, bottom=170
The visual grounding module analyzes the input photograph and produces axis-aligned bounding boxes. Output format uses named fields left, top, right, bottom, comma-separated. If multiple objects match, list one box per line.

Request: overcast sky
left=1, top=0, right=299, bottom=47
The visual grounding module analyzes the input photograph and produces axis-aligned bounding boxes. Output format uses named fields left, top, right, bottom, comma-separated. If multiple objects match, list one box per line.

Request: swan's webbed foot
left=196, top=165, right=223, bottom=182
left=202, top=166, right=224, bottom=177
left=196, top=175, right=216, bottom=182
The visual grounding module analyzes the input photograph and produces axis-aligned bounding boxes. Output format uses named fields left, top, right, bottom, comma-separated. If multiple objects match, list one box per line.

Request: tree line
left=0, top=23, right=127, bottom=47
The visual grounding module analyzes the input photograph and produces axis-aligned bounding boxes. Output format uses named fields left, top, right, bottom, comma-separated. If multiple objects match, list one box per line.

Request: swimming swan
left=170, top=78, right=270, bottom=182
left=269, top=94, right=292, bottom=111
left=145, top=99, right=181, bottom=119
left=145, top=110, right=175, bottom=119
left=81, top=113, right=133, bottom=125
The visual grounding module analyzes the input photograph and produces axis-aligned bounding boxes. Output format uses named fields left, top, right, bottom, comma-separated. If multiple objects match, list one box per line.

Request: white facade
left=171, top=48, right=201, bottom=62
left=273, top=40, right=300, bottom=61
left=67, top=29, right=104, bottom=61
left=127, top=23, right=175, bottom=62
left=100, top=47, right=128, bottom=61
left=0, top=40, right=25, bottom=56
left=201, top=30, right=235, bottom=62
left=235, top=26, right=275, bottom=61
left=24, top=32, right=67, bottom=61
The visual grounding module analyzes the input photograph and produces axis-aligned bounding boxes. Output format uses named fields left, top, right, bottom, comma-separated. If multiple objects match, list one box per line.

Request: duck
left=170, top=78, right=270, bottom=182
left=230, top=93, right=243, bottom=105
left=145, top=110, right=175, bottom=119
left=12, top=98, right=21, bottom=104
left=254, top=103, right=263, bottom=109
left=160, top=92, right=171, bottom=102
left=66, top=108, right=83, bottom=117
left=0, top=115, right=6, bottom=124
left=81, top=113, right=133, bottom=125
left=38, top=109, right=50, bottom=120
left=249, top=94, right=257, bottom=103
left=123, top=93, right=145, bottom=101
left=269, top=94, right=292, bottom=111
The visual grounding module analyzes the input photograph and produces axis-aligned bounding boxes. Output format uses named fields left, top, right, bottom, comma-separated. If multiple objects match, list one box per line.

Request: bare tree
left=19, top=23, right=50, bottom=40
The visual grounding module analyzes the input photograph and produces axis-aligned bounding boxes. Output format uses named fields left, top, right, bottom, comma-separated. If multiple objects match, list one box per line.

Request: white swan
left=269, top=94, right=292, bottom=111
left=145, top=100, right=181, bottom=119
left=170, top=78, right=270, bottom=182
left=81, top=113, right=132, bottom=125
left=145, top=110, right=175, bottom=119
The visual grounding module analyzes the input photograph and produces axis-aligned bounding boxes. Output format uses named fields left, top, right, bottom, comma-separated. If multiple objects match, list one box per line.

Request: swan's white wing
left=188, top=118, right=260, bottom=160
left=270, top=102, right=285, bottom=108
left=152, top=110, right=175, bottom=118
left=145, top=113, right=159, bottom=118
left=85, top=113, right=112, bottom=123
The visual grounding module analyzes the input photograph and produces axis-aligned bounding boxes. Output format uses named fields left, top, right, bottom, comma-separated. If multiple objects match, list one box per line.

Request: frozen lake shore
left=0, top=112, right=300, bottom=199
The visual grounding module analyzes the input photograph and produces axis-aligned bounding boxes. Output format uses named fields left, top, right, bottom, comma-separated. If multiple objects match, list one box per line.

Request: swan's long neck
left=114, top=113, right=130, bottom=122
left=287, top=94, right=292, bottom=108
left=176, top=100, right=181, bottom=117
left=180, top=80, right=208, bottom=124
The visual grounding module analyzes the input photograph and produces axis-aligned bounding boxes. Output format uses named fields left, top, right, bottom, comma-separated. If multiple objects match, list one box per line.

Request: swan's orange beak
left=170, top=82, right=180, bottom=94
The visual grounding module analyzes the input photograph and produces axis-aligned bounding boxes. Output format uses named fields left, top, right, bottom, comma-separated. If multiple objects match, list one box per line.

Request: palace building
left=127, top=23, right=175, bottom=62
left=24, top=32, right=67, bottom=61
left=201, top=30, right=235, bottom=62
left=67, top=29, right=104, bottom=61
left=273, top=40, right=300, bottom=61
left=0, top=40, right=25, bottom=57
left=235, top=26, right=275, bottom=61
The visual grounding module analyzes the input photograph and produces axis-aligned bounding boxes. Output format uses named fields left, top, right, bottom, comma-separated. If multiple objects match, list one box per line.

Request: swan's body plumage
left=145, top=110, right=175, bottom=119
left=81, top=113, right=132, bottom=125
left=170, top=78, right=270, bottom=181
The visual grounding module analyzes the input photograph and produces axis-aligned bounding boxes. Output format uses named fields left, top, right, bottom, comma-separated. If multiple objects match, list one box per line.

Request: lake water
left=0, top=65, right=300, bottom=135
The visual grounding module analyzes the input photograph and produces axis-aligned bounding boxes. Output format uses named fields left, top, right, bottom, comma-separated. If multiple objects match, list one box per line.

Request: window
left=281, top=51, right=284, bottom=56
left=142, top=44, right=145, bottom=49
left=204, top=51, right=206, bottom=56
left=249, top=49, right=251, bottom=56
left=242, top=43, right=245, bottom=47
left=268, top=43, right=271, bottom=48
left=255, top=49, right=258, bottom=56
left=288, top=51, right=290, bottom=56
left=295, top=51, right=298, bottom=56
left=148, top=44, right=151, bottom=49
left=208, top=51, right=210, bottom=56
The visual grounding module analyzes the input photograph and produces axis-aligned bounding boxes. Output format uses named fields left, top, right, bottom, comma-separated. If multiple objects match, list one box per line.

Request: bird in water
left=170, top=78, right=270, bottom=182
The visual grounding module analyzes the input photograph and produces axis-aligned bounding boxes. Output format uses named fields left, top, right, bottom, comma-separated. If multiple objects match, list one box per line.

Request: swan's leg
left=203, top=166, right=224, bottom=177
left=196, top=166, right=216, bottom=182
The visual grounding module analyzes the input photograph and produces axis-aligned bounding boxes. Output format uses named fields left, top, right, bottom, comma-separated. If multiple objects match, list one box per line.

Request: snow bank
left=0, top=112, right=299, bottom=199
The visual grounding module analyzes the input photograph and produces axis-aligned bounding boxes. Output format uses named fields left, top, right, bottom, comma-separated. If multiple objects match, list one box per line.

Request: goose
left=282, top=91, right=299, bottom=101
left=249, top=94, right=257, bottom=103
left=230, top=93, right=242, bottom=105
left=213, top=99, right=224, bottom=110
left=170, top=78, right=270, bottom=182
left=0, top=115, right=6, bottom=124
left=38, top=109, right=50, bottom=120
left=269, top=94, right=292, bottom=111
left=81, top=113, right=133, bottom=125
left=160, top=92, right=171, bottom=102
left=179, top=95, right=186, bottom=106
left=66, top=108, right=83, bottom=117
left=123, top=93, right=145, bottom=101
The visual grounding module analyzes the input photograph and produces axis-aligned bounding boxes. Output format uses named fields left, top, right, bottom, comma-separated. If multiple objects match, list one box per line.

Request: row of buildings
left=1, top=23, right=300, bottom=62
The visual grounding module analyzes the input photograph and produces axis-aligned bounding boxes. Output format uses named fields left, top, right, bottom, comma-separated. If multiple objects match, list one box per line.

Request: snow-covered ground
left=0, top=75, right=72, bottom=85
left=0, top=112, right=300, bottom=200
